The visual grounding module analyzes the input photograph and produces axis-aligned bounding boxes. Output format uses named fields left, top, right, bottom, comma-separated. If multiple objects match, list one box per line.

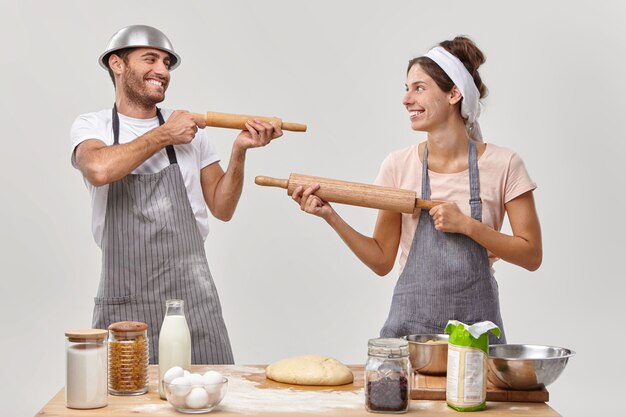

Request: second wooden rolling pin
left=193, top=111, right=307, bottom=132
left=255, top=173, right=442, bottom=213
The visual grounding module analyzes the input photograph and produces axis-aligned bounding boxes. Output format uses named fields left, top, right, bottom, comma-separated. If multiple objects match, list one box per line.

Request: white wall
left=1, top=1, right=623, bottom=416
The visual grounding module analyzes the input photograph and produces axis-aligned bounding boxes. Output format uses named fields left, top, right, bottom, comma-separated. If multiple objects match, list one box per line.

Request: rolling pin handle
left=192, top=112, right=207, bottom=124
left=415, top=199, right=445, bottom=211
left=254, top=176, right=289, bottom=189
left=281, top=122, right=308, bottom=132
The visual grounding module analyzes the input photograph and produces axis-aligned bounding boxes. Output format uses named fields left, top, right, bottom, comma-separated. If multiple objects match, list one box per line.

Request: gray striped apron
left=92, top=105, right=234, bottom=364
left=380, top=140, right=506, bottom=345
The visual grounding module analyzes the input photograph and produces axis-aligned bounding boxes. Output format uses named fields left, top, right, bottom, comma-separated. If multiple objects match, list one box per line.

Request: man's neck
left=114, top=96, right=158, bottom=119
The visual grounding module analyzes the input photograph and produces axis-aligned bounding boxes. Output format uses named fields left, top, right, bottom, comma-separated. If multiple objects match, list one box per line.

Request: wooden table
left=37, top=365, right=561, bottom=416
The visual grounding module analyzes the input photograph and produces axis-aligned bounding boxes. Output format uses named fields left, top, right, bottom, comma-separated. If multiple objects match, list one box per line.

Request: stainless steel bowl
left=403, top=334, right=449, bottom=375
left=488, top=344, right=575, bottom=390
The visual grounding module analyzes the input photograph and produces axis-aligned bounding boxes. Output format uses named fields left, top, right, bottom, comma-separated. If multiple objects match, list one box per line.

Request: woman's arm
left=430, top=191, right=542, bottom=270
left=293, top=184, right=402, bottom=276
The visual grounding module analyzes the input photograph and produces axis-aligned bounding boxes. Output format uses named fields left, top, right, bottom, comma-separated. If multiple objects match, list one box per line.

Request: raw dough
left=265, top=355, right=354, bottom=386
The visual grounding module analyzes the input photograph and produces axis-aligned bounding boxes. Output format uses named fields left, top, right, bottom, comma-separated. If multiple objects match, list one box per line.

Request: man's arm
left=200, top=119, right=282, bottom=221
left=75, top=111, right=205, bottom=186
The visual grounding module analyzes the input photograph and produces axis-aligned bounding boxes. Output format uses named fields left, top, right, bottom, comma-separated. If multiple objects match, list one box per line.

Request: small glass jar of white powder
left=65, top=329, right=108, bottom=409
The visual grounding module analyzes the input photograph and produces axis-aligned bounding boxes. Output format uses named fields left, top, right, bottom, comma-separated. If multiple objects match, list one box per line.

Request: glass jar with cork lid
left=107, top=321, right=149, bottom=395
left=365, top=338, right=411, bottom=413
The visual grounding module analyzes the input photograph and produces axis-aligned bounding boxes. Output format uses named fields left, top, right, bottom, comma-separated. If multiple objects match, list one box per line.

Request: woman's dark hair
left=408, top=36, right=488, bottom=99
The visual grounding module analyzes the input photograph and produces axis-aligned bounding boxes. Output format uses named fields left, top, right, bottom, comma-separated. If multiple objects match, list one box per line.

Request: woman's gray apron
left=380, top=140, right=506, bottom=345
left=92, top=105, right=234, bottom=364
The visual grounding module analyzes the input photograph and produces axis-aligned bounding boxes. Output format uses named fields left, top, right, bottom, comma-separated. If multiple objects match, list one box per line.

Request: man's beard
left=121, top=67, right=166, bottom=110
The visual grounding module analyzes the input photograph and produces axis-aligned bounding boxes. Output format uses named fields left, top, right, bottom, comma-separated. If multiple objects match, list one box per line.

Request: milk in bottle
left=158, top=299, right=192, bottom=399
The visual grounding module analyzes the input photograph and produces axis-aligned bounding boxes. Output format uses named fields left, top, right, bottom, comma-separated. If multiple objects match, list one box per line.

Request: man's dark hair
left=105, top=48, right=133, bottom=87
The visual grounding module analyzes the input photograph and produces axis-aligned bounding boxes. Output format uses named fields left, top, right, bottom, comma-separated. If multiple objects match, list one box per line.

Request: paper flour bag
left=444, top=320, right=500, bottom=412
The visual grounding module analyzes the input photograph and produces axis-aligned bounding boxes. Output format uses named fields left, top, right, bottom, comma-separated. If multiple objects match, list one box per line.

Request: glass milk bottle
left=158, top=299, right=192, bottom=399
left=65, top=329, right=108, bottom=409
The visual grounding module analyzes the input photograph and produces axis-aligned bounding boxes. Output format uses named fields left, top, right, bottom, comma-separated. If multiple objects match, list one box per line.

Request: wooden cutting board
left=412, top=373, right=549, bottom=402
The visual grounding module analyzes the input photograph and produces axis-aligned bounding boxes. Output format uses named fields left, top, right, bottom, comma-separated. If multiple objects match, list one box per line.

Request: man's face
left=118, top=48, right=171, bottom=108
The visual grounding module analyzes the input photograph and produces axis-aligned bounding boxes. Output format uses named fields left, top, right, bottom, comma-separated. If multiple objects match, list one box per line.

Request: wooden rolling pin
left=255, top=173, right=442, bottom=213
left=193, top=111, right=307, bottom=132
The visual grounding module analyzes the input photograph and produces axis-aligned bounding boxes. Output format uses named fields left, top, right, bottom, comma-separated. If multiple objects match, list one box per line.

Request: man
left=70, top=25, right=282, bottom=364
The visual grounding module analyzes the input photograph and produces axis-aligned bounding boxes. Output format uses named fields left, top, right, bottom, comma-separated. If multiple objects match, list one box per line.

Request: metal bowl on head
left=488, top=344, right=575, bottom=390
left=403, top=334, right=449, bottom=375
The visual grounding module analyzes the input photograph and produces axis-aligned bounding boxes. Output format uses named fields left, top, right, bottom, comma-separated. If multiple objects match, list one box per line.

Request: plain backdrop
left=1, top=1, right=624, bottom=416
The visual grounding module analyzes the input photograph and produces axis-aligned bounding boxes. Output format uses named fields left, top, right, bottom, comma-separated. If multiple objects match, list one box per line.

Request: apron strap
left=421, top=144, right=431, bottom=200
left=112, top=104, right=177, bottom=165
left=468, top=140, right=482, bottom=221
left=421, top=140, right=482, bottom=221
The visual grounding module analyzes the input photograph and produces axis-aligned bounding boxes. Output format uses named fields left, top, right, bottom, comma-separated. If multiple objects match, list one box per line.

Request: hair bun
left=440, top=36, right=488, bottom=98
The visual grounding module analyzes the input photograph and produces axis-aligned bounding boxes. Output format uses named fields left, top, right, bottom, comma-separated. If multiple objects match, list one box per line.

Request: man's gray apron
left=92, top=105, right=234, bottom=364
left=380, top=140, right=506, bottom=345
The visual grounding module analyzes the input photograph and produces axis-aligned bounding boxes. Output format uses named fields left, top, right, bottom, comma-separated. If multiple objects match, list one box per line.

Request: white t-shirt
left=374, top=143, right=536, bottom=274
left=70, top=108, right=220, bottom=247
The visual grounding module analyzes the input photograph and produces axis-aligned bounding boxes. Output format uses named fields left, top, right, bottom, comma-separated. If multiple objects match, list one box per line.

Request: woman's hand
left=429, top=202, right=472, bottom=234
left=291, top=184, right=335, bottom=221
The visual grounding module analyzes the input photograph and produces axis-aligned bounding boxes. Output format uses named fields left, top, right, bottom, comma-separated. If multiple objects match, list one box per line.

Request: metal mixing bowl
left=488, top=344, right=575, bottom=390
left=403, top=334, right=449, bottom=375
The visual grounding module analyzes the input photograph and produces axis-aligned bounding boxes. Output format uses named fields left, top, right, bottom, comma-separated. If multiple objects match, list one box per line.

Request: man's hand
left=234, top=119, right=283, bottom=151
left=160, top=110, right=206, bottom=145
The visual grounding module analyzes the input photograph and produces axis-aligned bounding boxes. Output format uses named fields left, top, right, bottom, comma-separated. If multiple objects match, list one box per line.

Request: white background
left=1, top=1, right=624, bottom=416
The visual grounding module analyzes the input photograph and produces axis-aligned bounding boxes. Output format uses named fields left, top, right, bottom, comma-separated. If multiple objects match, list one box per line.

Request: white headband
left=424, top=46, right=483, bottom=142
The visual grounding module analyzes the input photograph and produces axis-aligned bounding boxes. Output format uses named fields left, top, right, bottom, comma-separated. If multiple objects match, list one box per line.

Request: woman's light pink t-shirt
left=374, top=143, right=536, bottom=274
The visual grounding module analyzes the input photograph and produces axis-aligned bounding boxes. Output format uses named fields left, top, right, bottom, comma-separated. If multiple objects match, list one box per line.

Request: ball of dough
left=265, top=355, right=353, bottom=386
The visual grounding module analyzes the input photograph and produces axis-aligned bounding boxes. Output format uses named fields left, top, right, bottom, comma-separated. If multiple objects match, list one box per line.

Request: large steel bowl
left=403, top=334, right=449, bottom=375
left=488, top=344, right=575, bottom=390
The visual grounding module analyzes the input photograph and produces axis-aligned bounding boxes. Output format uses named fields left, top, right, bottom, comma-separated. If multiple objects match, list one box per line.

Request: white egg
left=163, top=366, right=185, bottom=384
left=167, top=391, right=187, bottom=409
left=203, top=370, right=223, bottom=385
left=183, top=370, right=191, bottom=377
left=169, top=376, right=192, bottom=397
left=185, top=387, right=209, bottom=409
left=206, top=390, right=223, bottom=405
left=186, top=372, right=205, bottom=386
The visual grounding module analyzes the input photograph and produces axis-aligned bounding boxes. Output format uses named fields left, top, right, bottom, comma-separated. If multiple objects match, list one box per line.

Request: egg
left=163, top=366, right=185, bottom=384
left=183, top=370, right=191, bottom=377
left=169, top=376, right=192, bottom=397
left=203, top=370, right=223, bottom=384
left=185, top=387, right=209, bottom=409
left=203, top=370, right=224, bottom=393
left=167, top=391, right=187, bottom=409
left=186, top=372, right=205, bottom=386
left=206, top=390, right=223, bottom=405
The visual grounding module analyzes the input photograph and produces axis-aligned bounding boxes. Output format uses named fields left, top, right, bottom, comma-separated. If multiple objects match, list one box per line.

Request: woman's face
left=402, top=64, right=452, bottom=132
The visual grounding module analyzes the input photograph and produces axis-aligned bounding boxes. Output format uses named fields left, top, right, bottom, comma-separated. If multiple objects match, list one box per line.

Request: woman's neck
left=422, top=119, right=473, bottom=173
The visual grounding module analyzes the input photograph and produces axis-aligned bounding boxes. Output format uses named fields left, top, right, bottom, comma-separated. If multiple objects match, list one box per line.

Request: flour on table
left=220, top=366, right=364, bottom=413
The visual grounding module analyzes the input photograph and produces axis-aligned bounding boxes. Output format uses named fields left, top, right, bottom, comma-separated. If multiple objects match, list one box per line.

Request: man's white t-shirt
left=70, top=108, right=220, bottom=247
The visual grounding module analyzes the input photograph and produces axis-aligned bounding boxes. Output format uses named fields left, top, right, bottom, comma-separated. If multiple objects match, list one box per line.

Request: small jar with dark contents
left=365, top=338, right=411, bottom=413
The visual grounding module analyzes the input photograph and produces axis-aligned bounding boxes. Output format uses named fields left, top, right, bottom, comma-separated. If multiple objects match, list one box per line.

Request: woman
left=292, top=36, right=541, bottom=344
